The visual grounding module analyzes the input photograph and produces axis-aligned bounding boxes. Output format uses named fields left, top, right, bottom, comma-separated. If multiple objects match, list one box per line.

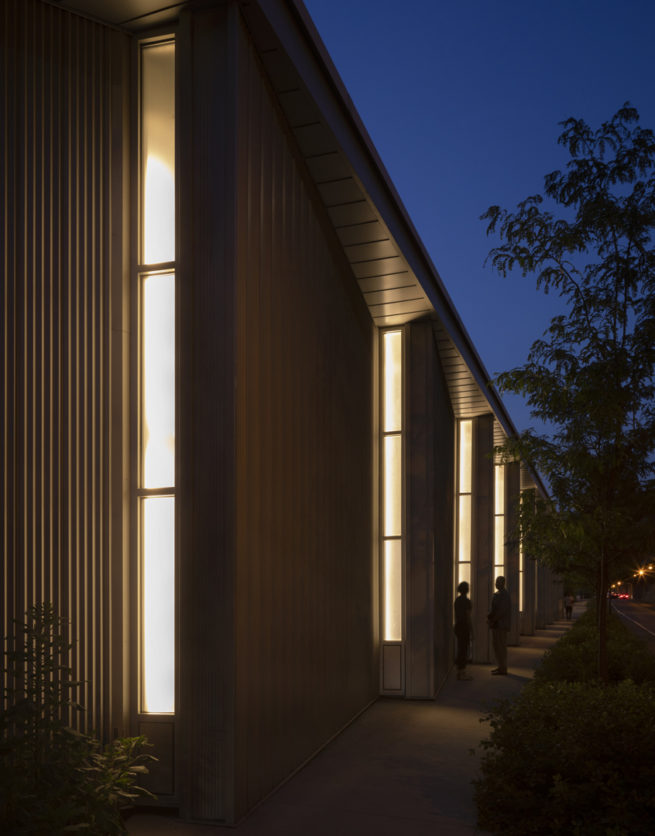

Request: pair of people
left=454, top=576, right=511, bottom=680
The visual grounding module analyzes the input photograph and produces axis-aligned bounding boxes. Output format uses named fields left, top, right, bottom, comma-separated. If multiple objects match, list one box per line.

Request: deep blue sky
left=304, top=0, right=655, bottom=434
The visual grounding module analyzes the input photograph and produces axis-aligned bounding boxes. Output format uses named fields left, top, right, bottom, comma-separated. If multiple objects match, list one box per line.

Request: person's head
left=457, top=581, right=469, bottom=596
left=495, top=576, right=506, bottom=590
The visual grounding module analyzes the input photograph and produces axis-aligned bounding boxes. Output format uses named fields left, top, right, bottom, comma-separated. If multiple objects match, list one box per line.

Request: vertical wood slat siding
left=505, top=462, right=521, bottom=646
left=234, top=20, right=376, bottom=820
left=1, top=0, right=130, bottom=739
left=405, top=322, right=455, bottom=698
left=472, top=415, right=495, bottom=664
left=177, top=4, right=237, bottom=823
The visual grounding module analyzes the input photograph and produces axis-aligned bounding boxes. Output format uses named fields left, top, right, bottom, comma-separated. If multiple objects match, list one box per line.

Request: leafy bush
left=475, top=680, right=655, bottom=835
left=534, top=607, right=655, bottom=684
left=1, top=603, right=155, bottom=834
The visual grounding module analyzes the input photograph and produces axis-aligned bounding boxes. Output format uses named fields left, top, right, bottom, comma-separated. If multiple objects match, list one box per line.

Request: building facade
left=1, top=0, right=561, bottom=824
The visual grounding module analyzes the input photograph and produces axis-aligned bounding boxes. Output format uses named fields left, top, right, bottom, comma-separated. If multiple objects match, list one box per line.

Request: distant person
left=454, top=581, right=473, bottom=681
left=488, top=576, right=511, bottom=675
left=564, top=593, right=574, bottom=621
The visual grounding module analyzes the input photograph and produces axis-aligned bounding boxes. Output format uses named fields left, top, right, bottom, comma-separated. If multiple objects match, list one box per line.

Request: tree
left=482, top=104, right=655, bottom=681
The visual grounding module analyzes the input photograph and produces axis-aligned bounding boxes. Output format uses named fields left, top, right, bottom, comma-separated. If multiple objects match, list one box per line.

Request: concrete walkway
left=127, top=608, right=580, bottom=836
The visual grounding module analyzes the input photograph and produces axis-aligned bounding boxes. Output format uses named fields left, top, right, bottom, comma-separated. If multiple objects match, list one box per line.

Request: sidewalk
left=127, top=608, right=579, bottom=836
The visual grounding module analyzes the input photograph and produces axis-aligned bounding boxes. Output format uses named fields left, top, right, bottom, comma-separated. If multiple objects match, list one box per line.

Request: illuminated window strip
left=519, top=541, right=525, bottom=612
left=382, top=331, right=403, bottom=643
left=138, top=38, right=176, bottom=716
left=494, top=465, right=505, bottom=582
left=456, top=421, right=472, bottom=588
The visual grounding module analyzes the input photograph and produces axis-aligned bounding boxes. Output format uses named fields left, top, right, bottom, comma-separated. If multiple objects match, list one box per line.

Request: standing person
left=488, top=576, right=511, bottom=675
left=564, top=593, right=574, bottom=621
left=454, top=581, right=473, bottom=680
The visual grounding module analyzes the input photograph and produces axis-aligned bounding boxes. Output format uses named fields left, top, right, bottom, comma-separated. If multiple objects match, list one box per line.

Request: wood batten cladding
left=1, top=0, right=130, bottom=737
left=232, top=15, right=376, bottom=820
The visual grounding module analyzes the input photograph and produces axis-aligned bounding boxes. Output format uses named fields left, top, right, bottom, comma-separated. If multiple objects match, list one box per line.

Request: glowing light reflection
left=459, top=421, right=472, bottom=494
left=384, top=435, right=402, bottom=538
left=142, top=496, right=175, bottom=713
left=383, top=331, right=402, bottom=433
left=384, top=540, right=402, bottom=641
left=458, top=494, right=471, bottom=564
left=142, top=273, right=175, bottom=489
left=144, top=157, right=175, bottom=265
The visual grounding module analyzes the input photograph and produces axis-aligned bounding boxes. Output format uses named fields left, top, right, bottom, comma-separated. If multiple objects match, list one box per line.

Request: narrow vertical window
left=456, top=421, right=472, bottom=588
left=382, top=331, right=403, bottom=642
left=138, top=38, right=175, bottom=715
left=494, top=464, right=505, bottom=584
left=519, top=540, right=525, bottom=612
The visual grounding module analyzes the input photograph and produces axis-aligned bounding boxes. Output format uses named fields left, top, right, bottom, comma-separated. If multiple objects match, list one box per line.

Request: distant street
left=612, top=599, right=655, bottom=654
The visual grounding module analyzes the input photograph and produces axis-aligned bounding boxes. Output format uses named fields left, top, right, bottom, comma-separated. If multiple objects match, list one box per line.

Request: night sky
left=303, top=0, right=655, bottom=435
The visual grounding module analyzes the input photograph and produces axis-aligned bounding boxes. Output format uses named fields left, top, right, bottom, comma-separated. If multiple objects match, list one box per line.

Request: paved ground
left=613, top=598, right=655, bottom=654
left=127, top=608, right=580, bottom=835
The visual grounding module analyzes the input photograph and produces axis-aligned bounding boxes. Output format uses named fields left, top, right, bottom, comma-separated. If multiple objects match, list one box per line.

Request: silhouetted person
left=488, top=576, right=510, bottom=675
left=454, top=581, right=473, bottom=680
left=564, top=593, right=574, bottom=620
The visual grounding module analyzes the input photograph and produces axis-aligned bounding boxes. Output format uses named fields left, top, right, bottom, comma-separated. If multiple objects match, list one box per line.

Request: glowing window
left=494, top=464, right=505, bottom=580
left=459, top=419, right=472, bottom=494
left=141, top=42, right=175, bottom=265
left=383, top=331, right=402, bottom=433
left=142, top=497, right=175, bottom=713
left=142, top=273, right=175, bottom=488
left=384, top=540, right=402, bottom=641
left=383, top=435, right=402, bottom=538
left=138, top=38, right=176, bottom=716
left=456, top=421, right=473, bottom=590
left=381, top=330, right=403, bottom=649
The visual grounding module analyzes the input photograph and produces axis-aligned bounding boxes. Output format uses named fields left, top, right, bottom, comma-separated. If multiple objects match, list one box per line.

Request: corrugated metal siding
left=234, top=20, right=377, bottom=818
left=1, top=0, right=130, bottom=737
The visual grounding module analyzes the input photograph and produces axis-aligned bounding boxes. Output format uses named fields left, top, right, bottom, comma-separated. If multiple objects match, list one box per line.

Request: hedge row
left=533, top=607, right=655, bottom=685
left=474, top=607, right=655, bottom=835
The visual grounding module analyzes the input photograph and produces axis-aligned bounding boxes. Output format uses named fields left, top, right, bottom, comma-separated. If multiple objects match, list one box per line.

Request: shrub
left=1, top=603, right=155, bottom=834
left=534, top=608, right=655, bottom=685
left=475, top=680, right=655, bottom=835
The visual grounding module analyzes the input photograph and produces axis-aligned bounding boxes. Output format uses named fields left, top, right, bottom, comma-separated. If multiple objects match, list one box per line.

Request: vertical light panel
left=383, top=331, right=402, bottom=433
left=494, top=464, right=504, bottom=516
left=383, top=435, right=402, bottom=538
left=142, top=497, right=175, bottom=713
left=459, top=419, right=472, bottom=494
left=142, top=273, right=175, bottom=488
left=458, top=495, right=471, bottom=565
left=456, top=421, right=473, bottom=588
left=381, top=330, right=403, bottom=651
left=494, top=465, right=505, bottom=580
left=383, top=541, right=402, bottom=641
left=141, top=42, right=175, bottom=265
left=519, top=541, right=525, bottom=611
left=138, top=38, right=176, bottom=716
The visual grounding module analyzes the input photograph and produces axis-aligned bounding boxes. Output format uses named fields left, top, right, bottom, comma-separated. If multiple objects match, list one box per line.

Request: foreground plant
left=0, top=603, right=155, bottom=834
left=475, top=679, right=655, bottom=835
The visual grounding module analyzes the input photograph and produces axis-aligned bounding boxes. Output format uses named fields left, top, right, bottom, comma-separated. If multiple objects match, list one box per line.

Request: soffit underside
left=54, top=0, right=185, bottom=29
left=243, top=12, right=518, bottom=431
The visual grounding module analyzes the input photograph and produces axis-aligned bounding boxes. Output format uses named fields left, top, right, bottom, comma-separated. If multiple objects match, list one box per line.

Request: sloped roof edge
left=255, top=5, right=514, bottom=426
left=254, top=0, right=548, bottom=497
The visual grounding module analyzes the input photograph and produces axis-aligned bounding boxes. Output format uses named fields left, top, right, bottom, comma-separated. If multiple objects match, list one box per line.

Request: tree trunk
left=598, top=546, right=609, bottom=683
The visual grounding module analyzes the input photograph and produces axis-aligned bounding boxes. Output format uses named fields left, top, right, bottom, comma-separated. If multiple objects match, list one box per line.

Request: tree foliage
left=482, top=104, right=655, bottom=677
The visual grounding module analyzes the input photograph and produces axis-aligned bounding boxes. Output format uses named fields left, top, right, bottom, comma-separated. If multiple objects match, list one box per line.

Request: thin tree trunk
left=598, top=545, right=608, bottom=683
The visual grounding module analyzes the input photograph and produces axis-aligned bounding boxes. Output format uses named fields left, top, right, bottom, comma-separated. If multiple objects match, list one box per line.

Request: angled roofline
left=256, top=0, right=547, bottom=497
